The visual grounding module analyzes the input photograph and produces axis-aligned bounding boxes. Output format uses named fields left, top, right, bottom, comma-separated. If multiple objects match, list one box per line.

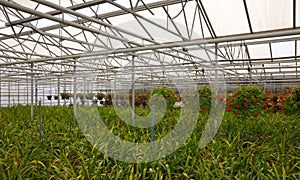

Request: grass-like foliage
left=0, top=105, right=299, bottom=179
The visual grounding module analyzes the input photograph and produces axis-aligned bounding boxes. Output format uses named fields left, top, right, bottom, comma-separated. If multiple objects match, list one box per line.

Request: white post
left=131, top=55, right=135, bottom=120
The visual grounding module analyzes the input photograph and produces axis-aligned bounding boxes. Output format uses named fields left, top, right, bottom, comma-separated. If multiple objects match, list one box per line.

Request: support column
left=8, top=79, right=10, bottom=107
left=17, top=79, right=20, bottom=105
left=31, top=62, right=34, bottom=118
left=57, top=77, right=60, bottom=106
left=131, top=54, right=135, bottom=120
left=0, top=79, right=1, bottom=106
left=35, top=80, right=38, bottom=105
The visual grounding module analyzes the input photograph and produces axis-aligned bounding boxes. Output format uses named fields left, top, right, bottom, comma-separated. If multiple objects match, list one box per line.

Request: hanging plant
left=96, top=92, right=105, bottom=100
left=46, top=95, right=52, bottom=100
left=86, top=93, right=94, bottom=100
left=60, top=92, right=71, bottom=100
left=105, top=94, right=112, bottom=106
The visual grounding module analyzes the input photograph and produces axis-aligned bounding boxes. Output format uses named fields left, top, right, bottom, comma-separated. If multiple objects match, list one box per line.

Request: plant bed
left=0, top=106, right=299, bottom=179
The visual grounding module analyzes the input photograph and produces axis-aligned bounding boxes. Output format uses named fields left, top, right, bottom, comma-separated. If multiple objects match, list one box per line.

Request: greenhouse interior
left=0, top=0, right=299, bottom=179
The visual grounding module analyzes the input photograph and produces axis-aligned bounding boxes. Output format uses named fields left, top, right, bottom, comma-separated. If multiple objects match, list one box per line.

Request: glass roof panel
left=247, top=0, right=293, bottom=32
left=201, top=0, right=250, bottom=36
left=297, top=2, right=300, bottom=27
left=247, top=44, right=271, bottom=59
left=271, top=41, right=295, bottom=58
left=297, top=40, right=300, bottom=56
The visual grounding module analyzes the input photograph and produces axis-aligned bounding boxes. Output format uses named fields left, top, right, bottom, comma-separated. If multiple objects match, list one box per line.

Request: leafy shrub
left=226, top=85, right=264, bottom=118
left=152, top=86, right=179, bottom=108
left=264, top=92, right=288, bottom=113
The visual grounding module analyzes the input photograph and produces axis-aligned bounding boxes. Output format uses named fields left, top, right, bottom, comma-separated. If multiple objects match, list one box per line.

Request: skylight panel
left=246, top=0, right=293, bottom=32
left=201, top=0, right=250, bottom=36
left=247, top=44, right=271, bottom=59
left=271, top=41, right=295, bottom=58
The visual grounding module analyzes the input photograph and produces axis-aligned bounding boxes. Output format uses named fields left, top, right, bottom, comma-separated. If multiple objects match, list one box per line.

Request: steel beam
left=0, top=0, right=186, bottom=41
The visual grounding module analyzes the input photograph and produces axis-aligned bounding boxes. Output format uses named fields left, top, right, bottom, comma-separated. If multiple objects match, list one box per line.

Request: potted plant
left=105, top=94, right=112, bottom=106
left=86, top=93, right=94, bottom=100
left=47, top=95, right=52, bottom=100
left=96, top=92, right=105, bottom=100
left=60, top=92, right=71, bottom=100
left=54, top=95, right=59, bottom=100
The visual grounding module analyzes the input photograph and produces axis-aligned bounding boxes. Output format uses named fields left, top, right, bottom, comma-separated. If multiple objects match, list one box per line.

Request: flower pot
left=54, top=95, right=59, bottom=100
left=47, top=95, right=52, bottom=100
left=100, top=100, right=104, bottom=105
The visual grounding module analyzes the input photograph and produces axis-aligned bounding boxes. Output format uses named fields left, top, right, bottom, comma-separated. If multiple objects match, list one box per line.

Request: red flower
left=237, top=91, right=241, bottom=95
left=226, top=101, right=232, bottom=106
left=288, top=90, right=291, bottom=94
left=254, top=114, right=258, bottom=118
left=237, top=82, right=242, bottom=85
left=246, top=94, right=251, bottom=98
left=134, top=97, right=141, bottom=102
left=201, top=108, right=206, bottom=113
left=267, top=108, right=271, bottom=113
left=266, top=99, right=271, bottom=103
left=285, top=86, right=290, bottom=89
left=253, top=99, right=258, bottom=103
left=244, top=103, right=249, bottom=107
left=236, top=111, right=241, bottom=115
left=235, top=104, right=240, bottom=109
left=227, top=107, right=232, bottom=111
left=263, top=103, right=267, bottom=107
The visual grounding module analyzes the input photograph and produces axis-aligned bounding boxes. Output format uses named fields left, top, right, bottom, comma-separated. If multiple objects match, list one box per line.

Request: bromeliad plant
left=226, top=85, right=264, bottom=118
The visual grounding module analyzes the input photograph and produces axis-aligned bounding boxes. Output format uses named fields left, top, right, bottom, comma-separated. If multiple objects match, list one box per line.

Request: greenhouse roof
left=0, top=0, right=299, bottom=86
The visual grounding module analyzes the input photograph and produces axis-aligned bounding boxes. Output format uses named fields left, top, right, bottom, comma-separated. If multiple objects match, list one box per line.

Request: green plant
left=286, top=85, right=300, bottom=115
left=198, top=86, right=212, bottom=113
